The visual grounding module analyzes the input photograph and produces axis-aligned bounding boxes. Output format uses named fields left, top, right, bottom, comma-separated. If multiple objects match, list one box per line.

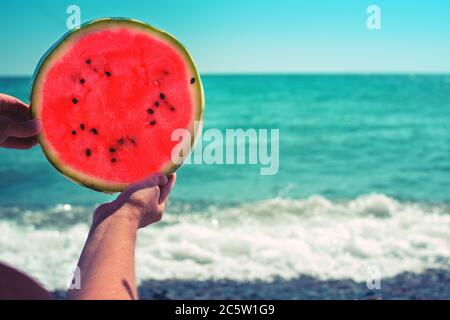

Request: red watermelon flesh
left=31, top=19, right=204, bottom=192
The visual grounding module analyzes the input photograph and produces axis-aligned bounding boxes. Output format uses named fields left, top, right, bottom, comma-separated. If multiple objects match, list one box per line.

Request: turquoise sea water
left=0, top=75, right=449, bottom=290
left=1, top=75, right=450, bottom=206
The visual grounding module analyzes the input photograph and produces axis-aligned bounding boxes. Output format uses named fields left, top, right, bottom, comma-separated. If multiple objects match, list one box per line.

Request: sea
left=0, top=75, right=449, bottom=295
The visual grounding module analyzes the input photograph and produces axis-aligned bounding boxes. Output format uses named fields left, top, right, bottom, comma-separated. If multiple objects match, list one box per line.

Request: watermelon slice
left=30, top=18, right=204, bottom=192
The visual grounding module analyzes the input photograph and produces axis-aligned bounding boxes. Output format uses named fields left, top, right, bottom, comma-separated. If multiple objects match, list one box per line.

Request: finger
left=0, top=94, right=32, bottom=121
left=0, top=118, right=9, bottom=144
left=7, top=119, right=42, bottom=138
left=139, top=173, right=168, bottom=189
left=155, top=197, right=165, bottom=215
left=0, top=137, right=37, bottom=149
left=157, top=202, right=166, bottom=217
left=115, top=173, right=166, bottom=202
left=136, top=173, right=167, bottom=188
left=159, top=173, right=176, bottom=205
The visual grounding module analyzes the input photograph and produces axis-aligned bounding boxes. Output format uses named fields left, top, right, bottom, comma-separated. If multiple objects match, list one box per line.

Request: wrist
left=114, top=205, right=142, bottom=228
left=92, top=203, right=141, bottom=232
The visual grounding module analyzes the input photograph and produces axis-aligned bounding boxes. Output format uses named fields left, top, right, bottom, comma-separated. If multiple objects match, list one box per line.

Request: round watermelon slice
left=30, top=18, right=204, bottom=192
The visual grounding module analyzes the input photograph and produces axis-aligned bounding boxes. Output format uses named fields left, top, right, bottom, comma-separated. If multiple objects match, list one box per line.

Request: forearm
left=66, top=173, right=175, bottom=300
left=67, top=206, right=140, bottom=300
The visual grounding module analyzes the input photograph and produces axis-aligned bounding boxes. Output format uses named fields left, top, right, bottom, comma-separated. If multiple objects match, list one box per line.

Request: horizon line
left=1, top=71, right=450, bottom=78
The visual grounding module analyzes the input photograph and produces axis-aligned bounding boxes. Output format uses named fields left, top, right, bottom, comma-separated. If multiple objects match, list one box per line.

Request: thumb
left=0, top=119, right=8, bottom=144
left=7, top=119, right=42, bottom=138
left=159, top=173, right=176, bottom=205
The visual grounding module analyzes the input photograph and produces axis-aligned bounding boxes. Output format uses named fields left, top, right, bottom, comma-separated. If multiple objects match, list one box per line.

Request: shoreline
left=53, top=268, right=450, bottom=300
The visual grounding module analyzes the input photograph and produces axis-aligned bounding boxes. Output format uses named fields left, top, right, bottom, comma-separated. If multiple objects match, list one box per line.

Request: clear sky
left=1, top=0, right=450, bottom=75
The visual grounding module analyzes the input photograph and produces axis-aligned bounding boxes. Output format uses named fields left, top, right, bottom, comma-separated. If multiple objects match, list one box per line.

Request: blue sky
left=1, top=0, right=450, bottom=75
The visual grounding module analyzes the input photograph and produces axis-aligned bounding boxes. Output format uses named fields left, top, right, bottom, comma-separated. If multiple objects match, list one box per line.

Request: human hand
left=0, top=94, right=41, bottom=149
left=93, top=173, right=176, bottom=229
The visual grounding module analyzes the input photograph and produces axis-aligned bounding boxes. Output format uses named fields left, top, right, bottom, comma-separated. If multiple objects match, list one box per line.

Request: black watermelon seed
left=111, top=158, right=117, bottom=163
left=149, top=120, right=156, bottom=126
left=154, top=101, right=159, bottom=107
left=147, top=108, right=154, bottom=114
left=72, top=98, right=78, bottom=104
left=90, top=128, right=98, bottom=135
left=85, top=148, right=92, bottom=157
left=109, top=147, right=116, bottom=153
left=71, top=130, right=77, bottom=135
left=169, top=106, right=175, bottom=111
left=190, top=77, right=196, bottom=84
left=80, top=123, right=85, bottom=130
left=163, top=70, right=169, bottom=76
left=85, top=59, right=91, bottom=64
left=129, top=137, right=137, bottom=144
left=118, top=138, right=125, bottom=145
left=80, top=78, right=85, bottom=84
left=159, top=93, right=165, bottom=100
left=105, top=71, right=111, bottom=77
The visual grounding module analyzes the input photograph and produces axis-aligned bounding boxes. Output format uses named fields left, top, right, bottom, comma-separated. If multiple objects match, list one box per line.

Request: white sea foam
left=0, top=193, right=449, bottom=290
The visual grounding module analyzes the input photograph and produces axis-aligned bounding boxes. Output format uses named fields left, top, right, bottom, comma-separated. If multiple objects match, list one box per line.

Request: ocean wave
left=0, top=193, right=449, bottom=290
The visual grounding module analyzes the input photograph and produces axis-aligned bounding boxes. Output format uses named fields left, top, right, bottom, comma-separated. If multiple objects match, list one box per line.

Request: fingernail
left=28, top=119, right=42, bottom=133
left=34, top=119, right=42, bottom=130
left=159, top=174, right=168, bottom=185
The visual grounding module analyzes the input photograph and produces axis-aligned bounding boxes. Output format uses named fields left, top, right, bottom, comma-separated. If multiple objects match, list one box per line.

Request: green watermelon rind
left=30, top=18, right=204, bottom=193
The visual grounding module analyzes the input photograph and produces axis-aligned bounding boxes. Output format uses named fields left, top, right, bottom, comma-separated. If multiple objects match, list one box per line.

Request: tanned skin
left=67, top=173, right=176, bottom=299
left=0, top=93, right=176, bottom=300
